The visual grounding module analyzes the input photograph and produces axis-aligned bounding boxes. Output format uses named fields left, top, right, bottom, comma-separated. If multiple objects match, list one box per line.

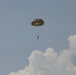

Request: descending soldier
left=37, top=35, right=39, bottom=40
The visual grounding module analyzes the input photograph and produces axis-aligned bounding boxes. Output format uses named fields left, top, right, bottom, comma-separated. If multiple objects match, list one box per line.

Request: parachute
left=31, top=18, right=44, bottom=40
left=31, top=19, right=44, bottom=26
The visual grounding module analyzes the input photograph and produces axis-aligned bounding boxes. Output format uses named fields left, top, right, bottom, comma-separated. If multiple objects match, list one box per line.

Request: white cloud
left=9, top=35, right=76, bottom=75
left=68, top=35, right=76, bottom=50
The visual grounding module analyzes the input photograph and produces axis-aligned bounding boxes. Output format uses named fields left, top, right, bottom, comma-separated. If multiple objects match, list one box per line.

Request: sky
left=0, top=0, right=76, bottom=75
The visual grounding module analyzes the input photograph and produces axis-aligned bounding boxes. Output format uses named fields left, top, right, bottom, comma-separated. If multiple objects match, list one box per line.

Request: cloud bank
left=9, top=35, right=76, bottom=75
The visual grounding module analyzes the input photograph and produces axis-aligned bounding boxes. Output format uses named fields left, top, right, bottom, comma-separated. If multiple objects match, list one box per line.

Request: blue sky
left=0, top=0, right=76, bottom=75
